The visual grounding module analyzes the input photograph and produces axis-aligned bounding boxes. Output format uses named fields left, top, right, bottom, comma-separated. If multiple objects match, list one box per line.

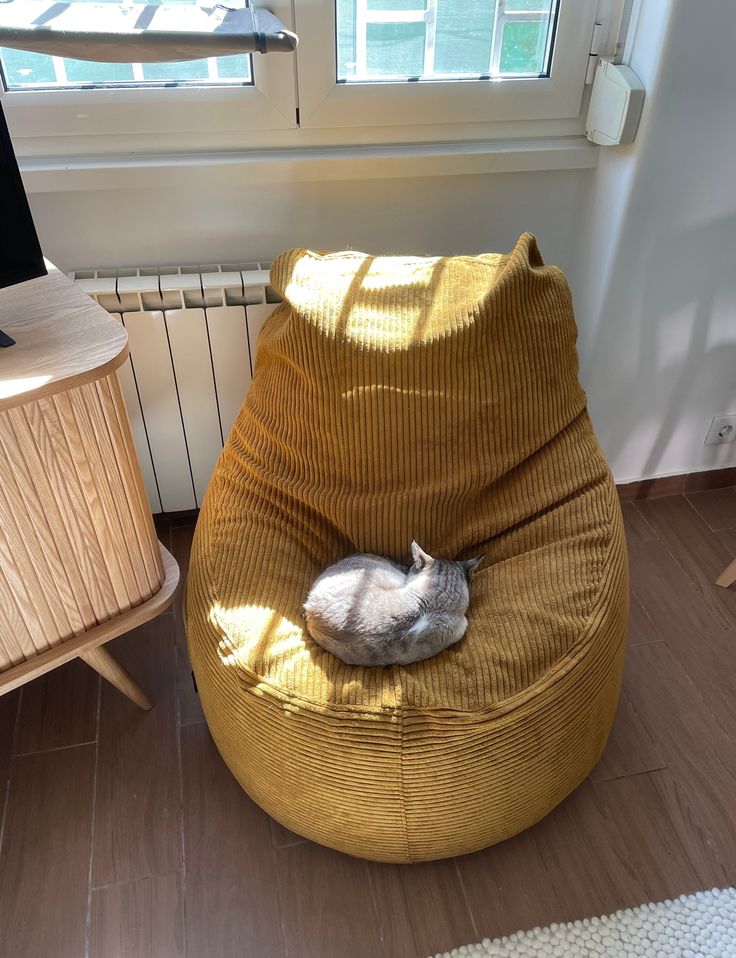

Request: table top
left=0, top=264, right=128, bottom=411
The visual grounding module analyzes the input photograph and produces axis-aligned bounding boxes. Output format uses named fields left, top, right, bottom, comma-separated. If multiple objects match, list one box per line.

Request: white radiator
left=71, top=264, right=280, bottom=514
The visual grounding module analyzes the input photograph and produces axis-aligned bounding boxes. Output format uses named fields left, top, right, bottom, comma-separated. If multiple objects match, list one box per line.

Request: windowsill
left=19, top=135, right=598, bottom=192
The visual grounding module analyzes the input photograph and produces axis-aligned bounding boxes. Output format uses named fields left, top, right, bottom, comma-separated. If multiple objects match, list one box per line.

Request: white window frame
left=1, top=0, right=618, bottom=158
left=0, top=0, right=297, bottom=141
left=295, top=0, right=598, bottom=129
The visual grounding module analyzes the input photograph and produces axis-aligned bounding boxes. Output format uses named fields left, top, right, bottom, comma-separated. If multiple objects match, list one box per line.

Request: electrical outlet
left=705, top=415, right=736, bottom=446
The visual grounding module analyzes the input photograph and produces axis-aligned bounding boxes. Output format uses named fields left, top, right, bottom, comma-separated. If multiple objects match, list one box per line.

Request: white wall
left=24, top=0, right=736, bottom=484
left=573, top=0, right=736, bottom=482
left=28, top=169, right=590, bottom=278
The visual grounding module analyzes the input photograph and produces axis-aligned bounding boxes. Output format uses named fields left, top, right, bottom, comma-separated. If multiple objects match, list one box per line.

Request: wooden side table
left=0, top=266, right=179, bottom=708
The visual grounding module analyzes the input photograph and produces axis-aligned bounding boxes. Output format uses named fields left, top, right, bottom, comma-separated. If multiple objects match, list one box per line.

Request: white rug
left=429, top=888, right=736, bottom=957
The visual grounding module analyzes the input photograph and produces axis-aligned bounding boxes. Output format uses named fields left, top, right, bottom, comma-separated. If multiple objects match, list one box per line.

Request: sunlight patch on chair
left=283, top=250, right=496, bottom=345
left=342, top=304, right=426, bottom=346
left=209, top=602, right=305, bottom=666
left=359, top=256, right=442, bottom=289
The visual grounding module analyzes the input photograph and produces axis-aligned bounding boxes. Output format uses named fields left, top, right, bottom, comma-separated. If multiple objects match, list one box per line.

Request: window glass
left=336, top=0, right=557, bottom=82
left=0, top=0, right=251, bottom=89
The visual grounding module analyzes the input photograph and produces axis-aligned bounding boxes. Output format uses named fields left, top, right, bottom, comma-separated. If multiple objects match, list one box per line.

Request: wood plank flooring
left=1, top=493, right=735, bottom=957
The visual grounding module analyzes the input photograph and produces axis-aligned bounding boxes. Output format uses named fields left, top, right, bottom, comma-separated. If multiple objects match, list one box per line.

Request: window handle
left=0, top=0, right=297, bottom=62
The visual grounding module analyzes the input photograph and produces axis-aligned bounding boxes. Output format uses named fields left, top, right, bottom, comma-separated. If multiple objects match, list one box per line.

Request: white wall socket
left=705, top=415, right=736, bottom=446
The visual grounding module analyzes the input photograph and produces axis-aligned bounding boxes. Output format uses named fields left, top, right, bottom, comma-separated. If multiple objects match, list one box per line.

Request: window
left=0, top=0, right=253, bottom=89
left=336, top=0, right=558, bottom=83
left=0, top=48, right=251, bottom=90
left=296, top=0, right=597, bottom=129
left=0, top=0, right=297, bottom=146
left=0, top=0, right=605, bottom=151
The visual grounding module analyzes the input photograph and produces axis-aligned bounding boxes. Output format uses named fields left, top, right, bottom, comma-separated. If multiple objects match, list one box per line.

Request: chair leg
left=80, top=645, right=153, bottom=710
left=716, top=556, right=736, bottom=589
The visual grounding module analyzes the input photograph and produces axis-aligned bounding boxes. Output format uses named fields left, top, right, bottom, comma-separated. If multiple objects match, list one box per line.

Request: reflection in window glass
left=499, top=19, right=547, bottom=74
left=0, top=0, right=252, bottom=90
left=336, top=0, right=557, bottom=82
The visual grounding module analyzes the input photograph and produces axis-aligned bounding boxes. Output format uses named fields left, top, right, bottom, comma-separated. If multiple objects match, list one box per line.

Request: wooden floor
left=1, top=489, right=736, bottom=957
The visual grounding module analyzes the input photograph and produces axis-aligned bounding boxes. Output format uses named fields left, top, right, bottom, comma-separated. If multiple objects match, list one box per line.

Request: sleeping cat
left=303, top=541, right=483, bottom=667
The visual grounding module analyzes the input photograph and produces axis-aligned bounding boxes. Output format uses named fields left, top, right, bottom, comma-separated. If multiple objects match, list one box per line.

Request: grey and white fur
left=303, top=541, right=483, bottom=667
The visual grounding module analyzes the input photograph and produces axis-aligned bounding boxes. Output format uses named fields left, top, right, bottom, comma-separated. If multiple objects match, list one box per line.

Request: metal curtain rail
left=0, top=0, right=297, bottom=62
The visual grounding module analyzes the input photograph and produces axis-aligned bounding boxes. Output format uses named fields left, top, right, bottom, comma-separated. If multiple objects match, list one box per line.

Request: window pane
left=64, top=58, right=136, bottom=84
left=368, top=0, right=422, bottom=7
left=365, top=21, right=425, bottom=78
left=0, top=0, right=252, bottom=90
left=336, top=0, right=557, bottom=82
left=499, top=19, right=546, bottom=74
left=138, top=59, right=210, bottom=83
left=505, top=0, right=551, bottom=10
left=0, top=48, right=58, bottom=87
left=433, top=0, right=495, bottom=78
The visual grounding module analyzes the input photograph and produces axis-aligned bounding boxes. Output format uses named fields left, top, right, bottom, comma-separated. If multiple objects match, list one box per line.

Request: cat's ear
left=462, top=555, right=484, bottom=578
left=411, top=540, right=434, bottom=571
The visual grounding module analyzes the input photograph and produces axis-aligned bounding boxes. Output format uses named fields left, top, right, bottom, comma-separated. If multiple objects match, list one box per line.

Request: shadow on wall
left=581, top=213, right=736, bottom=479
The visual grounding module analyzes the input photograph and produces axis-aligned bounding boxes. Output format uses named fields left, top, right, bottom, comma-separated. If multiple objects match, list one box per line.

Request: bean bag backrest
left=221, top=232, right=605, bottom=563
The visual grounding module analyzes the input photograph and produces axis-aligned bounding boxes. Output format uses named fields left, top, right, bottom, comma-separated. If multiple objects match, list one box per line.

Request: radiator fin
left=123, top=310, right=197, bottom=513
left=205, top=305, right=253, bottom=440
left=164, top=307, right=224, bottom=505
left=115, top=352, right=163, bottom=515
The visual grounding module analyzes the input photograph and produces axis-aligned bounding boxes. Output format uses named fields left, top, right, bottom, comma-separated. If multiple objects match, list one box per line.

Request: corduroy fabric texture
left=186, top=233, right=629, bottom=863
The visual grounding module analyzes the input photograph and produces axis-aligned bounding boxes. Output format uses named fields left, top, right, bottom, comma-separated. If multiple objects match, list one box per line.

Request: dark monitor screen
left=0, top=100, right=46, bottom=291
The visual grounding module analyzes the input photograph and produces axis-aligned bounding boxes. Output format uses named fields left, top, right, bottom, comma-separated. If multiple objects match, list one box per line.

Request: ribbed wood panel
left=0, top=371, right=165, bottom=673
left=186, top=234, right=629, bottom=862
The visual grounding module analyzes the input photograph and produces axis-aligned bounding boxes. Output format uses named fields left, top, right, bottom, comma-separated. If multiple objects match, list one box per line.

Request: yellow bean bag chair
left=186, top=233, right=628, bottom=863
